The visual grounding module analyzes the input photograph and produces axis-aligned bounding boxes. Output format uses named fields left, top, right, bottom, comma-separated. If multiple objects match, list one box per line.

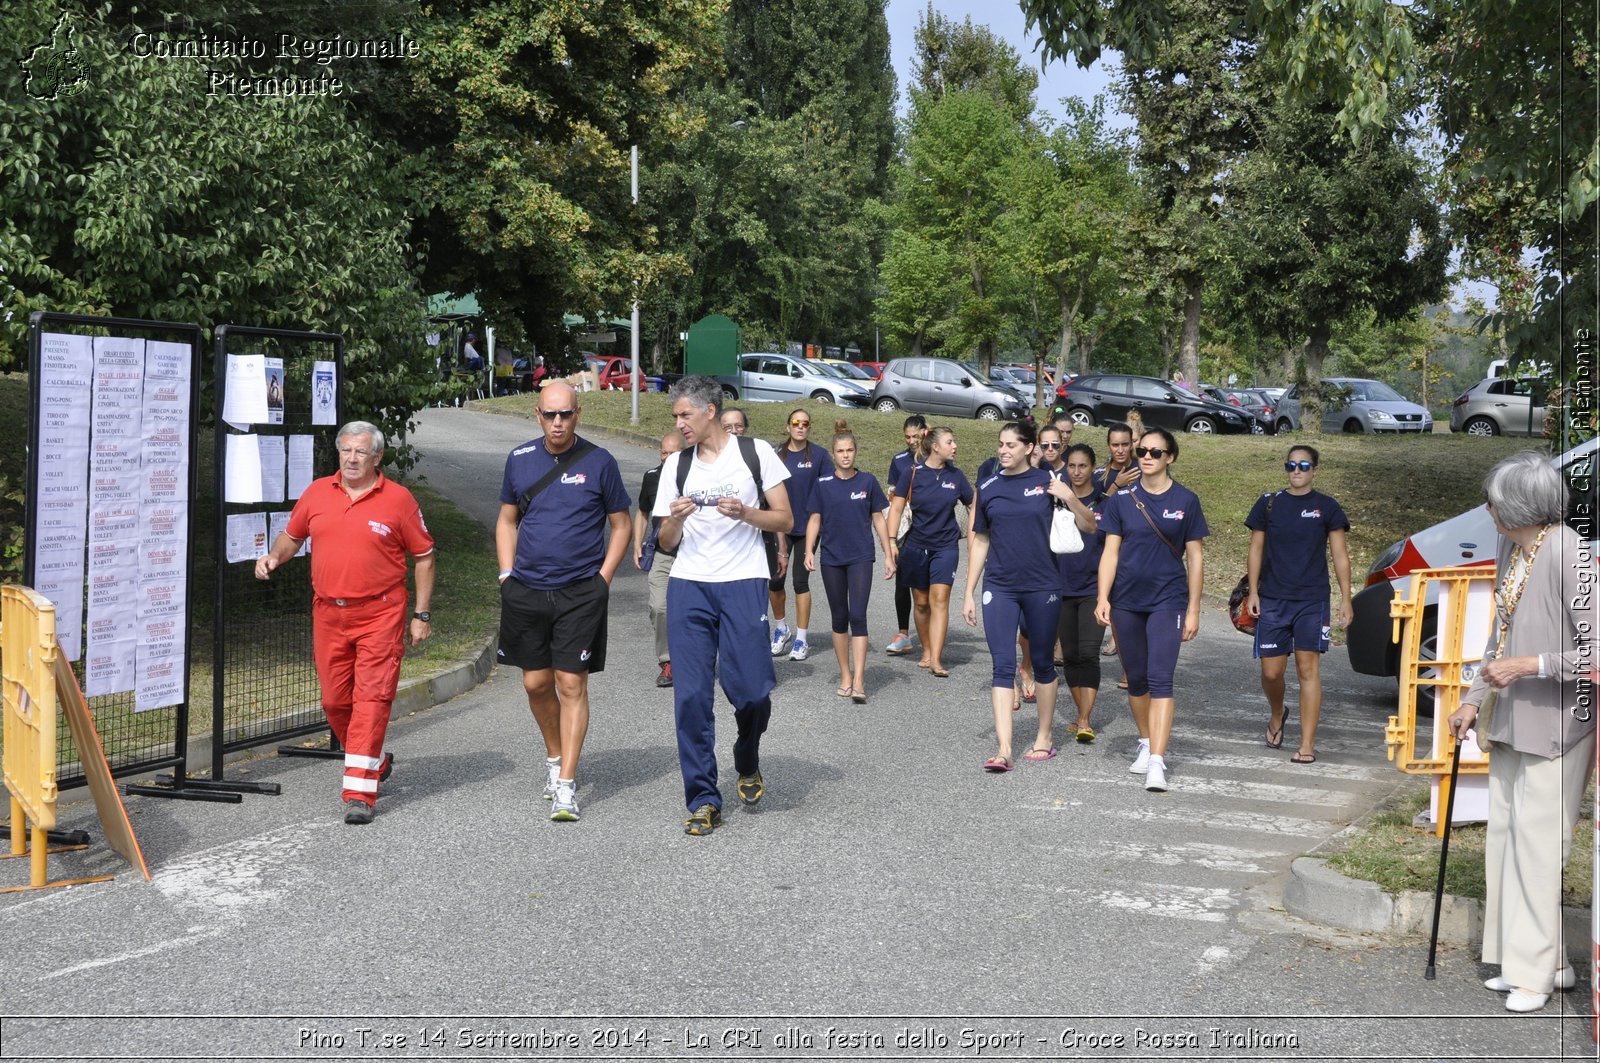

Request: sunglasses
left=1284, top=460, right=1316, bottom=472
left=1135, top=446, right=1168, bottom=459
left=1039, top=442, right=1063, bottom=449
left=789, top=420, right=811, bottom=428
left=538, top=408, right=577, bottom=421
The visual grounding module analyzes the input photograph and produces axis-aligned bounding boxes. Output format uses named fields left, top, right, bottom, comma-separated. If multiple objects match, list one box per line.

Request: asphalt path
left=2, top=406, right=1591, bottom=1061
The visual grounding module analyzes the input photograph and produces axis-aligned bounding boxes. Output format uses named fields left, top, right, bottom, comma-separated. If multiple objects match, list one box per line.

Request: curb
left=1284, top=855, right=1484, bottom=943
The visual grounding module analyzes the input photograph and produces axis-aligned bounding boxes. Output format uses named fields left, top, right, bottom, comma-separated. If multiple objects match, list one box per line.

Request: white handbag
left=1050, top=504, right=1084, bottom=554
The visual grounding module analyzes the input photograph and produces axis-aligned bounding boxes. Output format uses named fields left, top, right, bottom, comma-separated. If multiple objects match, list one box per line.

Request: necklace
left=1491, top=524, right=1551, bottom=659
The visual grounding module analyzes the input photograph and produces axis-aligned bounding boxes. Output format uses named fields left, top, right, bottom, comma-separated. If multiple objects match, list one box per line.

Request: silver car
left=1275, top=377, right=1433, bottom=434
left=716, top=353, right=872, bottom=406
left=1449, top=377, right=1548, bottom=436
left=869, top=357, right=1033, bottom=420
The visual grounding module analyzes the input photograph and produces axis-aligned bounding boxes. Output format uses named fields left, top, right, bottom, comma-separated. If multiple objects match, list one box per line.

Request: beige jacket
left=1463, top=523, right=1599, bottom=757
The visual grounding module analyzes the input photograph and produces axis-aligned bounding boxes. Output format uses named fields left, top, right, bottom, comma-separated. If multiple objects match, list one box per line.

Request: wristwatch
left=413, top=610, right=431, bottom=623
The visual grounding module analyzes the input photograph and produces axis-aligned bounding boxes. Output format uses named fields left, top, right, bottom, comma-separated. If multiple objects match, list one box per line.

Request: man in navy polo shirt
left=495, top=382, right=632, bottom=823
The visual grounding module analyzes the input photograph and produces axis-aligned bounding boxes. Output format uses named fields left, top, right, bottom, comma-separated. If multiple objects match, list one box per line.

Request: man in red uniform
left=256, top=420, right=435, bottom=824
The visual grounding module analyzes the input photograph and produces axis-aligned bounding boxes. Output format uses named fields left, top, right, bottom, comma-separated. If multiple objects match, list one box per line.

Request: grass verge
left=1326, top=780, right=1594, bottom=907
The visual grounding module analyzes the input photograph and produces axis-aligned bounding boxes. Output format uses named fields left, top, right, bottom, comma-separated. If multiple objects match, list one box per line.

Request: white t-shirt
left=653, top=437, right=791, bottom=582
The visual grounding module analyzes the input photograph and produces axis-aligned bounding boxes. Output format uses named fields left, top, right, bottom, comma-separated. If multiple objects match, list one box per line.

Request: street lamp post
left=630, top=144, right=642, bottom=426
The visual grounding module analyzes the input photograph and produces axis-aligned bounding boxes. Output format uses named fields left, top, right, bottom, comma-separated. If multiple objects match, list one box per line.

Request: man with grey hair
left=257, top=420, right=435, bottom=825
left=654, top=376, right=793, bottom=835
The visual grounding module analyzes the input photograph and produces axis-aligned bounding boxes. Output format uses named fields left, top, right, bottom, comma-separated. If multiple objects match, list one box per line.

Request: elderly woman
left=1448, top=450, right=1596, bottom=1013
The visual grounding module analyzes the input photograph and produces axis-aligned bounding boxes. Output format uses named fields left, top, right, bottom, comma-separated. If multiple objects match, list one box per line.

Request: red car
left=853, top=361, right=886, bottom=380
left=584, top=355, right=642, bottom=391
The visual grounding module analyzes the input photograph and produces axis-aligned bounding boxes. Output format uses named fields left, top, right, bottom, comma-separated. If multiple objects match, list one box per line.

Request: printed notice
left=287, top=434, right=316, bottom=499
left=226, top=513, right=269, bottom=563
left=225, top=434, right=265, bottom=503
left=259, top=435, right=287, bottom=503
left=269, top=510, right=309, bottom=558
left=311, top=360, right=337, bottom=425
left=265, top=356, right=285, bottom=425
left=34, top=332, right=94, bottom=659
left=223, top=353, right=268, bottom=430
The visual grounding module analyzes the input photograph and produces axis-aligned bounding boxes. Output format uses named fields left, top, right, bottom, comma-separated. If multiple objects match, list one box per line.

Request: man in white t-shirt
left=653, top=376, right=793, bottom=835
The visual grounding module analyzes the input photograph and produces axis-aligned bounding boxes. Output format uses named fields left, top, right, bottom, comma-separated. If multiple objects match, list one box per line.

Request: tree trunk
left=1179, top=272, right=1203, bottom=384
left=909, top=331, right=923, bottom=358
left=1302, top=322, right=1331, bottom=435
left=1058, top=288, right=1083, bottom=379
left=1158, top=321, right=1175, bottom=379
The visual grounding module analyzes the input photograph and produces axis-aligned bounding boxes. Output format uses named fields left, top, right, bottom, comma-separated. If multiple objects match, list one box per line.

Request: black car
left=1057, top=374, right=1253, bottom=434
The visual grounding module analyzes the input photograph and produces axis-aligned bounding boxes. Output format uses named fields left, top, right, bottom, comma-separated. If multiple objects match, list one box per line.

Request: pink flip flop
left=982, top=756, right=1014, bottom=773
left=1022, top=746, right=1057, bottom=761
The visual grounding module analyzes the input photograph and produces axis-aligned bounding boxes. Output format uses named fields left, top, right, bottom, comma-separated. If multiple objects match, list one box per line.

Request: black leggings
left=768, top=538, right=812, bottom=594
left=1056, top=594, right=1102, bottom=689
left=820, top=561, right=873, bottom=636
left=894, top=569, right=912, bottom=629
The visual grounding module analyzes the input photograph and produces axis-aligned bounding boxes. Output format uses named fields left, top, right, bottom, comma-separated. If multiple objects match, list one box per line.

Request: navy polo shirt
left=1057, top=485, right=1105, bottom=598
left=973, top=466, right=1054, bottom=592
left=895, top=463, right=973, bottom=548
left=1098, top=480, right=1209, bottom=611
left=1245, top=488, right=1350, bottom=601
left=812, top=470, right=888, bottom=566
left=780, top=441, right=832, bottom=536
left=499, top=435, right=631, bottom=589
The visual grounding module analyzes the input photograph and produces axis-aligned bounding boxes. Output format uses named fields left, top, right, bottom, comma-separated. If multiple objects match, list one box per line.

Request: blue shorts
left=899, top=541, right=958, bottom=589
left=1254, top=597, right=1330, bottom=657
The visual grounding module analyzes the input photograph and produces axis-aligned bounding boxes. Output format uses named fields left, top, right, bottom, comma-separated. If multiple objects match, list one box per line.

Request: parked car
left=583, top=354, right=642, bottom=391
left=1347, top=434, right=1598, bottom=681
left=853, top=361, right=886, bottom=380
left=715, top=352, right=872, bottom=406
left=819, top=358, right=878, bottom=383
left=1449, top=377, right=1549, bottom=436
left=1275, top=377, right=1433, bottom=434
left=869, top=357, right=1033, bottom=421
left=1211, top=387, right=1276, bottom=434
left=1055, top=373, right=1252, bottom=434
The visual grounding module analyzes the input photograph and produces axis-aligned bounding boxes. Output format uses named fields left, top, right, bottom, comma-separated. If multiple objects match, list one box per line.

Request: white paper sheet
left=135, top=654, right=184, bottom=712
left=258, top=435, right=286, bottom=502
left=225, top=513, right=269, bottom=563
left=269, top=510, right=309, bottom=558
left=265, top=357, right=285, bottom=425
left=224, top=434, right=264, bottom=503
left=287, top=434, right=316, bottom=499
left=91, top=336, right=145, bottom=441
left=311, top=360, right=337, bottom=425
left=85, top=637, right=136, bottom=699
left=223, top=353, right=269, bottom=430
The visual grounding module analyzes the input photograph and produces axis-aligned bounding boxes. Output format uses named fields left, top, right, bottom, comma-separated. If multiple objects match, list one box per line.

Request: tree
left=1222, top=96, right=1448, bottom=431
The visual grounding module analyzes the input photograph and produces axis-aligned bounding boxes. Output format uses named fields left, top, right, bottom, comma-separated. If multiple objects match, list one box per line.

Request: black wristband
left=413, top=611, right=431, bottom=622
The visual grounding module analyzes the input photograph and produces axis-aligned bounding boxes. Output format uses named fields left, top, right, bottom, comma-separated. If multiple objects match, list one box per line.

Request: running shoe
left=684, top=804, right=722, bottom=836
left=343, top=799, right=374, bottom=825
left=1128, top=739, right=1151, bottom=774
left=737, top=771, right=764, bottom=805
left=1144, top=756, right=1168, bottom=792
left=788, top=640, right=810, bottom=662
left=885, top=632, right=919, bottom=656
left=543, top=759, right=560, bottom=801
left=770, top=627, right=794, bottom=657
left=656, top=661, right=673, bottom=687
left=551, top=782, right=580, bottom=822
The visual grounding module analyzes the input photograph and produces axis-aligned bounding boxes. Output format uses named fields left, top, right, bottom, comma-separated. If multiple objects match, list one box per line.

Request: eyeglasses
left=1039, top=442, right=1063, bottom=450
left=538, top=408, right=578, bottom=421
left=789, top=419, right=811, bottom=428
left=1284, top=460, right=1316, bottom=472
left=1135, top=446, right=1168, bottom=459
left=336, top=447, right=375, bottom=458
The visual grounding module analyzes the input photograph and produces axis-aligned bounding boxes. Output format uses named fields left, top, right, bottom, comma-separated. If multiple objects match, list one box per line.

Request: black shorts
left=498, top=574, right=609, bottom=673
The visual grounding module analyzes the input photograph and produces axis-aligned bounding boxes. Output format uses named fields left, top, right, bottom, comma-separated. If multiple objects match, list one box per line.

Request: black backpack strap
left=737, top=434, right=766, bottom=508
left=517, top=438, right=596, bottom=521
left=674, top=446, right=692, bottom=496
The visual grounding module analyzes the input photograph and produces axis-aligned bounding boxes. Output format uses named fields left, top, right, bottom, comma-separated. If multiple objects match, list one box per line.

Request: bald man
left=634, top=431, right=685, bottom=687
left=496, top=382, right=632, bottom=822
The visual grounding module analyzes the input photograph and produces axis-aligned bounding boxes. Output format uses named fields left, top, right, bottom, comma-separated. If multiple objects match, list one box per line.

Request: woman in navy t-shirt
left=768, top=409, right=832, bottom=661
left=1056, top=442, right=1107, bottom=743
left=1095, top=427, right=1209, bottom=793
left=886, top=427, right=972, bottom=677
left=963, top=421, right=1071, bottom=771
left=805, top=420, right=893, bottom=703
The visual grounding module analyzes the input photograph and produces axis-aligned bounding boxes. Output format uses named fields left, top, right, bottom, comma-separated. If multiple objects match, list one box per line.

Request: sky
left=883, top=0, right=1130, bottom=127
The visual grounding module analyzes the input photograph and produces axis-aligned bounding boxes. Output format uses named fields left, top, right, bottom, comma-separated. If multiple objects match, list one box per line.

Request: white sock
left=1147, top=754, right=1164, bottom=766
left=557, top=777, right=575, bottom=787
left=546, top=756, right=561, bottom=767
left=1137, top=738, right=1149, bottom=750
left=794, top=628, right=807, bottom=643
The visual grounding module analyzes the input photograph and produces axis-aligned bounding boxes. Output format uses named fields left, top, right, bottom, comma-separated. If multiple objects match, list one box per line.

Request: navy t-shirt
left=812, top=470, right=888, bottom=566
left=973, top=466, right=1054, bottom=592
left=499, top=435, right=631, bottom=589
left=887, top=449, right=920, bottom=497
left=976, top=456, right=1000, bottom=483
left=1098, top=480, right=1209, bottom=611
left=1245, top=488, right=1350, bottom=601
left=780, top=441, right=833, bottom=535
left=1057, top=485, right=1105, bottom=598
left=895, top=463, right=973, bottom=548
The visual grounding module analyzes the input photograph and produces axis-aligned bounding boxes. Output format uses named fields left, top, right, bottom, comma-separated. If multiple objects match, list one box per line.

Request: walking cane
left=1424, top=732, right=1465, bottom=979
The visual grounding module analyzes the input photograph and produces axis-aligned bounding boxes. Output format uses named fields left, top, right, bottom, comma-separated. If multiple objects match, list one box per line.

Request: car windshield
left=1353, top=380, right=1406, bottom=402
left=1169, top=381, right=1202, bottom=399
left=829, top=362, right=871, bottom=380
left=795, top=359, right=828, bottom=377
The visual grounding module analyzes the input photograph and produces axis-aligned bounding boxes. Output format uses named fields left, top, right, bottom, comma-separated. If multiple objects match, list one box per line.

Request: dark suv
left=1057, top=374, right=1252, bottom=434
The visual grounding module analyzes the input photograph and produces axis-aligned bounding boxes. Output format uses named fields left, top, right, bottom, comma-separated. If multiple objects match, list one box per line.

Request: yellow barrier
left=1384, top=566, right=1495, bottom=836
left=0, top=585, right=111, bottom=890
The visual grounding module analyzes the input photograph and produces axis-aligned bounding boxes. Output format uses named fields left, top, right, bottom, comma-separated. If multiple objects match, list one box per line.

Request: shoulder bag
left=1229, top=491, right=1277, bottom=635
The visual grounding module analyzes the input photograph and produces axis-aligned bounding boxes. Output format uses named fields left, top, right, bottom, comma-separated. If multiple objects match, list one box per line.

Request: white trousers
left=1482, top=729, right=1596, bottom=992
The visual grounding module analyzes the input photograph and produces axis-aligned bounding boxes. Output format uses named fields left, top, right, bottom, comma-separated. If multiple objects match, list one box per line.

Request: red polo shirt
left=284, top=473, right=434, bottom=599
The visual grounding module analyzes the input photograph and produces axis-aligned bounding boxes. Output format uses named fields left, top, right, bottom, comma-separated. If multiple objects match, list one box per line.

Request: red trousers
left=312, top=589, right=406, bottom=806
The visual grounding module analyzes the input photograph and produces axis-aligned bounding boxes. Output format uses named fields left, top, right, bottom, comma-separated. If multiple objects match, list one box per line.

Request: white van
left=1346, top=434, right=1598, bottom=677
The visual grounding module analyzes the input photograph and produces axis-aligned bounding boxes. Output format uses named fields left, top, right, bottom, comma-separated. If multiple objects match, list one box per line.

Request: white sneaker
left=789, top=639, right=810, bottom=661
left=543, top=759, right=560, bottom=801
left=770, top=627, right=793, bottom=657
left=1486, top=968, right=1576, bottom=993
left=1128, top=739, right=1151, bottom=774
left=1144, top=755, right=1168, bottom=792
left=551, top=781, right=580, bottom=822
